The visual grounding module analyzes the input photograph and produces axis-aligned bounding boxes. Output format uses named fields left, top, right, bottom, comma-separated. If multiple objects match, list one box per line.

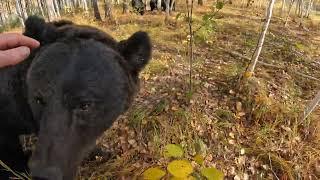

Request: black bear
left=150, top=0, right=176, bottom=11
left=132, top=0, right=145, bottom=15
left=0, top=16, right=151, bottom=180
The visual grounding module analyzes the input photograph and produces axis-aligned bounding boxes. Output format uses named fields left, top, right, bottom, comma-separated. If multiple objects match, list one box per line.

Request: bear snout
left=30, top=165, right=63, bottom=180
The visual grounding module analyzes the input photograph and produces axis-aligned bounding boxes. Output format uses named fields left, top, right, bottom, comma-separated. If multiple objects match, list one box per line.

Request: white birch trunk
left=53, top=0, right=61, bottom=17
left=284, top=0, right=294, bottom=26
left=281, top=0, right=286, bottom=17
left=37, top=0, right=45, bottom=17
left=302, top=91, right=320, bottom=120
left=145, top=0, right=151, bottom=10
left=157, top=0, right=161, bottom=9
left=82, top=0, right=88, bottom=12
left=15, top=0, right=25, bottom=27
left=246, top=0, right=275, bottom=74
left=46, top=0, right=58, bottom=21
left=305, top=0, right=313, bottom=17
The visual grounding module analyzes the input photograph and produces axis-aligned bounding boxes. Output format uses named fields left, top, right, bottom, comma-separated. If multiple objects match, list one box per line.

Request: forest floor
left=70, top=4, right=320, bottom=179
left=70, top=4, right=320, bottom=180
left=7, top=2, right=320, bottom=179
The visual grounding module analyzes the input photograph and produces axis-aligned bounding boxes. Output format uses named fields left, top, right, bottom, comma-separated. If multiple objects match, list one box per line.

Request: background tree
left=245, top=0, right=276, bottom=78
left=15, top=0, right=26, bottom=26
left=104, top=0, right=113, bottom=21
left=122, top=0, right=129, bottom=13
left=302, top=91, right=320, bottom=120
left=92, top=0, right=102, bottom=20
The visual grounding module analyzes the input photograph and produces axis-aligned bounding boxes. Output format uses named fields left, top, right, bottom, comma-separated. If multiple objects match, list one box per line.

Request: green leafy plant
left=163, top=144, right=184, bottom=158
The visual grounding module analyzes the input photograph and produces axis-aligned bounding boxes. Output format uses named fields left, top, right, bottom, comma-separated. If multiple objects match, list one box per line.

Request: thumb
left=0, top=46, right=31, bottom=68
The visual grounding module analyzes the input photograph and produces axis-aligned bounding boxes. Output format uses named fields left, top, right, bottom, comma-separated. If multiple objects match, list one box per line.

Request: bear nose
left=32, top=177, right=48, bottom=180
left=30, top=165, right=63, bottom=180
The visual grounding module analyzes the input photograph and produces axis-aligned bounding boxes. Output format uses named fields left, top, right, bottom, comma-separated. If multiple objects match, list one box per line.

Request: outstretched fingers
left=0, top=33, right=40, bottom=50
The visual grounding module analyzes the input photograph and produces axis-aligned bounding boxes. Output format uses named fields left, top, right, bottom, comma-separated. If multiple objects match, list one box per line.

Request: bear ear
left=23, top=16, right=58, bottom=44
left=118, top=31, right=152, bottom=73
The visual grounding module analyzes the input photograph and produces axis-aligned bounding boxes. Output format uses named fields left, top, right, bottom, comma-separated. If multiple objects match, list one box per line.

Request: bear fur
left=0, top=16, right=151, bottom=180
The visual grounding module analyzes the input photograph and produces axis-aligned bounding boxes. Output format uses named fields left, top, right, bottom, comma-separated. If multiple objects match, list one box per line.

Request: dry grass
left=63, top=4, right=320, bottom=179
left=2, top=1, right=320, bottom=179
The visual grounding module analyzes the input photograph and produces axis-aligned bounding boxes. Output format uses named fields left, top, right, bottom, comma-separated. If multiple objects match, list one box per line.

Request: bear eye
left=78, top=102, right=92, bottom=112
left=35, top=96, right=45, bottom=106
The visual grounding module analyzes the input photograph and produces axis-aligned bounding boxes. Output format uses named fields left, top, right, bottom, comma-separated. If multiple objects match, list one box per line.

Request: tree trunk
left=122, top=0, right=129, bottom=13
left=19, top=0, right=28, bottom=20
left=53, top=0, right=61, bottom=17
left=165, top=0, right=170, bottom=19
left=295, top=0, right=300, bottom=15
left=300, top=0, right=304, bottom=17
left=281, top=0, right=286, bottom=17
left=37, top=0, right=45, bottom=17
left=6, top=0, right=12, bottom=14
left=46, top=0, right=58, bottom=21
left=170, top=0, right=175, bottom=11
left=104, top=0, right=113, bottom=20
left=82, top=0, right=88, bottom=12
left=302, top=90, right=320, bottom=120
left=157, top=0, right=161, bottom=9
left=92, top=0, right=102, bottom=21
left=246, top=0, right=275, bottom=76
left=145, top=0, right=151, bottom=10
left=284, top=0, right=294, bottom=26
left=305, top=0, right=313, bottom=17
left=15, top=0, right=25, bottom=27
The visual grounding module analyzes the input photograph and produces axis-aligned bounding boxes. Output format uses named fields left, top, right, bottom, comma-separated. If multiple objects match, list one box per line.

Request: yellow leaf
left=170, top=176, right=196, bottom=180
left=200, top=167, right=224, bottom=180
left=244, top=71, right=253, bottom=78
left=194, top=154, right=204, bottom=165
left=164, top=144, right=184, bottom=158
left=143, top=167, right=166, bottom=180
left=167, top=160, right=193, bottom=178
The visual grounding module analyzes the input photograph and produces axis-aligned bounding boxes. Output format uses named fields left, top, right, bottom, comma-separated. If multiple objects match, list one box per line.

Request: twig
left=290, top=71, right=320, bottom=83
left=219, top=47, right=320, bottom=82
left=302, top=90, right=320, bottom=120
left=187, top=0, right=194, bottom=92
left=268, top=153, right=280, bottom=180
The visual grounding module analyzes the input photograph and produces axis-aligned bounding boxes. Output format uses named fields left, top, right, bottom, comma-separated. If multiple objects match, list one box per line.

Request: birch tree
left=46, top=0, right=59, bottom=21
left=281, top=0, right=286, bottom=17
left=165, top=0, right=170, bottom=20
left=104, top=0, right=113, bottom=21
left=15, top=0, right=26, bottom=27
left=122, top=0, right=129, bottom=13
left=37, top=0, right=46, bottom=17
left=284, top=0, right=295, bottom=26
left=245, top=0, right=275, bottom=77
left=82, top=0, right=89, bottom=12
left=305, top=0, right=313, bottom=17
left=157, top=0, right=161, bottom=10
left=302, top=90, right=320, bottom=120
left=170, top=0, right=175, bottom=11
left=53, top=0, right=61, bottom=17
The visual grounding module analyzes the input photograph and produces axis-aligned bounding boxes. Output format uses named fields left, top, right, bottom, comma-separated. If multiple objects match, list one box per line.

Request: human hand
left=0, top=33, right=40, bottom=68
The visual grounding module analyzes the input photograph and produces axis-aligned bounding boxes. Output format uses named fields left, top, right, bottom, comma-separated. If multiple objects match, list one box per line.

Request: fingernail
left=20, top=46, right=31, bottom=56
left=35, top=40, right=40, bottom=47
